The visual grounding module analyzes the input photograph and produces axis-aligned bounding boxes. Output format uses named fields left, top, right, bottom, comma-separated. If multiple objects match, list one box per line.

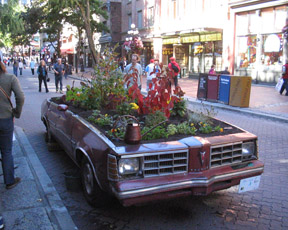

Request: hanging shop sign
left=200, top=33, right=222, bottom=42
left=163, top=38, right=180, bottom=45
left=163, top=33, right=222, bottom=45
left=182, top=35, right=200, bottom=43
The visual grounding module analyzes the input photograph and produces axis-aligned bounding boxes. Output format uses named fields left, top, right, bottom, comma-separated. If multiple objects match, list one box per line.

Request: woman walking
left=37, top=60, right=49, bottom=93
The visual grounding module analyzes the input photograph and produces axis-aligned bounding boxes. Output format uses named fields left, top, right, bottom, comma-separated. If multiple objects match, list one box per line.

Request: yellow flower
left=203, top=124, right=206, bottom=127
left=97, top=118, right=101, bottom=120
left=167, top=98, right=171, bottom=104
left=220, top=128, right=224, bottom=132
left=200, top=122, right=203, bottom=125
left=190, top=123, right=194, bottom=126
left=130, top=103, right=139, bottom=110
left=105, top=114, right=108, bottom=117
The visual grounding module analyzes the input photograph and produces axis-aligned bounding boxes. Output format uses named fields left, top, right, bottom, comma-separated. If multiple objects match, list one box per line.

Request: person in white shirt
left=124, top=54, right=143, bottom=89
left=145, top=59, right=160, bottom=91
left=18, top=59, right=24, bottom=76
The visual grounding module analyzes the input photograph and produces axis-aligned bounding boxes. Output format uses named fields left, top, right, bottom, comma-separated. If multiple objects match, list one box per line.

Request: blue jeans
left=13, top=67, right=18, bottom=77
left=55, top=75, right=63, bottom=91
left=0, top=117, right=15, bottom=185
left=280, top=79, right=288, bottom=96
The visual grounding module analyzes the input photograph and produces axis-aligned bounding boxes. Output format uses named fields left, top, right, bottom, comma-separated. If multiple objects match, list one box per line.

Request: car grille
left=210, top=142, right=244, bottom=168
left=142, top=150, right=189, bottom=177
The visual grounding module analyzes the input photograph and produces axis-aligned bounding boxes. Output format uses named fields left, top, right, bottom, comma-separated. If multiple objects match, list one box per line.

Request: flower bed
left=57, top=47, right=243, bottom=146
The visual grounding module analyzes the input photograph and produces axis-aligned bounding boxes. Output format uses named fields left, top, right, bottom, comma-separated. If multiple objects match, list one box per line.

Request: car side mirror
left=57, top=104, right=69, bottom=112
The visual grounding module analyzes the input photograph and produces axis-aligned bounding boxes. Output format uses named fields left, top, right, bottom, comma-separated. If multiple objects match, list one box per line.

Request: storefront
left=232, top=3, right=287, bottom=83
left=162, top=30, right=223, bottom=77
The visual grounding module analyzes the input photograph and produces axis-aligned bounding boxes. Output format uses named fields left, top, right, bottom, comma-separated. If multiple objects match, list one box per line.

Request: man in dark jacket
left=53, top=58, right=65, bottom=93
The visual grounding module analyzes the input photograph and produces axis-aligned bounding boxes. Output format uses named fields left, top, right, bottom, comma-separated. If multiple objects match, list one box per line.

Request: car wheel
left=81, top=157, right=113, bottom=207
left=45, top=122, right=62, bottom=151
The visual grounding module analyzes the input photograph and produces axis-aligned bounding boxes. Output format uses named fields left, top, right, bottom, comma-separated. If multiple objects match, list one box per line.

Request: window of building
left=137, top=10, right=143, bottom=29
left=102, top=21, right=107, bottom=35
left=148, top=7, right=154, bottom=27
left=128, top=14, right=132, bottom=29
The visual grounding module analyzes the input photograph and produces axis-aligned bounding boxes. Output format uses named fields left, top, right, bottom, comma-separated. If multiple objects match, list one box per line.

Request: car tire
left=45, top=123, right=62, bottom=151
left=81, top=157, right=113, bottom=207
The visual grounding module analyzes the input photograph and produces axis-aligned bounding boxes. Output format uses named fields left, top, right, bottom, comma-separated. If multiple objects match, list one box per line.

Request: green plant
left=145, top=111, right=167, bottom=127
left=198, top=122, right=213, bottom=134
left=141, top=126, right=168, bottom=141
left=66, top=45, right=128, bottom=110
left=88, top=111, right=113, bottom=127
left=167, top=124, right=178, bottom=136
left=176, top=122, right=197, bottom=135
left=171, top=99, right=187, bottom=117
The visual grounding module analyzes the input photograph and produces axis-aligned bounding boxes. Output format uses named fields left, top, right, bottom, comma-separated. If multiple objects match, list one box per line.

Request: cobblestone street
left=11, top=67, right=288, bottom=230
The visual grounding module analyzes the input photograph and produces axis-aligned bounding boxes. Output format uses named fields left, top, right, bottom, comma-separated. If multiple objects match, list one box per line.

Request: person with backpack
left=280, top=60, right=288, bottom=96
left=168, top=57, right=180, bottom=88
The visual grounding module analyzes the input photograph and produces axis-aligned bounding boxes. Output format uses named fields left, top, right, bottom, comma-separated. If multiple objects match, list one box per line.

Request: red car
left=41, top=98, right=264, bottom=207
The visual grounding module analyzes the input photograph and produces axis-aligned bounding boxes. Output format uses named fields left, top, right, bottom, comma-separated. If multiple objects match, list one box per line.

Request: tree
left=46, top=0, right=108, bottom=65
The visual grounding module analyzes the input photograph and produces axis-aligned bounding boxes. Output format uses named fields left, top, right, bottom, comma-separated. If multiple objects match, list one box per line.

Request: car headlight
left=118, top=158, right=139, bottom=175
left=242, top=142, right=255, bottom=156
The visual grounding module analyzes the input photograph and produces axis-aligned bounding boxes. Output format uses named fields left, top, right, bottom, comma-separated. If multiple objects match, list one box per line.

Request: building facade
left=229, top=0, right=288, bottom=83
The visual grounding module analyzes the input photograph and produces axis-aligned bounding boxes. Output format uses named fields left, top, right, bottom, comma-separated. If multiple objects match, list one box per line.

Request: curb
left=14, top=126, right=78, bottom=230
left=186, top=96, right=288, bottom=124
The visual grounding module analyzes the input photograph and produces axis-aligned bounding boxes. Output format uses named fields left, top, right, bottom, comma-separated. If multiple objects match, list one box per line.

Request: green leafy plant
left=176, top=122, right=197, bottom=135
left=145, top=111, right=167, bottom=127
left=66, top=45, right=127, bottom=110
left=141, top=126, right=168, bottom=140
left=198, top=122, right=213, bottom=134
left=88, top=111, right=113, bottom=127
left=167, top=124, right=178, bottom=136
left=171, top=99, right=187, bottom=117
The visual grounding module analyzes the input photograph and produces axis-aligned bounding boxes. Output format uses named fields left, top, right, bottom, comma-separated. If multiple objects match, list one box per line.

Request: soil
left=51, top=96, right=244, bottom=145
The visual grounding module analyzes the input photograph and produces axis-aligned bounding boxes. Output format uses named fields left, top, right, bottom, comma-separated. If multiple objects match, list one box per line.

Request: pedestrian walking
left=168, top=57, right=180, bottom=88
left=124, top=54, right=142, bottom=89
left=13, top=59, right=19, bottom=77
left=209, top=64, right=216, bottom=74
left=30, top=59, right=36, bottom=75
left=280, top=60, right=288, bottom=96
left=37, top=60, right=49, bottom=93
left=53, top=58, right=64, bottom=93
left=64, top=62, right=69, bottom=79
left=0, top=61, right=24, bottom=190
left=19, top=59, right=24, bottom=76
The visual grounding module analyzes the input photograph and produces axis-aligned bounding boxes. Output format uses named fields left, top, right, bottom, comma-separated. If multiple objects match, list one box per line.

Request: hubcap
left=84, top=162, right=94, bottom=195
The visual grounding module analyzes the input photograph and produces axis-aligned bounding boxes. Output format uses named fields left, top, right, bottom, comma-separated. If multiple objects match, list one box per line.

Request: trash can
left=207, top=74, right=220, bottom=102
left=197, top=73, right=208, bottom=100
left=218, top=75, right=231, bottom=104
left=229, top=76, right=252, bottom=107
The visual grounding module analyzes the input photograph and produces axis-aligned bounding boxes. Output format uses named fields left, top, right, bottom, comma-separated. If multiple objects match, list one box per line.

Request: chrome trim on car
left=112, top=166, right=264, bottom=199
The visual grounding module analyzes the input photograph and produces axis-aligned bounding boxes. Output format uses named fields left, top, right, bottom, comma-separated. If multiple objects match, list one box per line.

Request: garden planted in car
left=51, top=48, right=242, bottom=145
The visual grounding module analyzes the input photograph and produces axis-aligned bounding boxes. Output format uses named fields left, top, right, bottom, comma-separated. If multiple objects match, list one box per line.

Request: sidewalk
left=69, top=70, right=288, bottom=123
left=0, top=126, right=78, bottom=230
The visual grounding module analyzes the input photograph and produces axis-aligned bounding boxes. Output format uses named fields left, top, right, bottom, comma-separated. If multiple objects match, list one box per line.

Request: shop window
left=237, top=35, right=257, bottom=69
left=236, top=13, right=248, bottom=35
left=275, top=6, right=287, bottom=32
left=137, top=10, right=143, bottom=29
left=262, top=33, right=283, bottom=66
left=261, top=9, right=274, bottom=33
left=148, top=7, right=154, bottom=27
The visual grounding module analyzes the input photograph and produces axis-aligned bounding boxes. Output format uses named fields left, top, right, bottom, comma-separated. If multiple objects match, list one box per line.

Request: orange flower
left=76, top=93, right=81, bottom=97
left=220, top=128, right=224, bottom=132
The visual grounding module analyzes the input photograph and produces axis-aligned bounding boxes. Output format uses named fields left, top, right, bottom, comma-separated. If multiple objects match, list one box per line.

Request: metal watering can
left=113, top=115, right=167, bottom=145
